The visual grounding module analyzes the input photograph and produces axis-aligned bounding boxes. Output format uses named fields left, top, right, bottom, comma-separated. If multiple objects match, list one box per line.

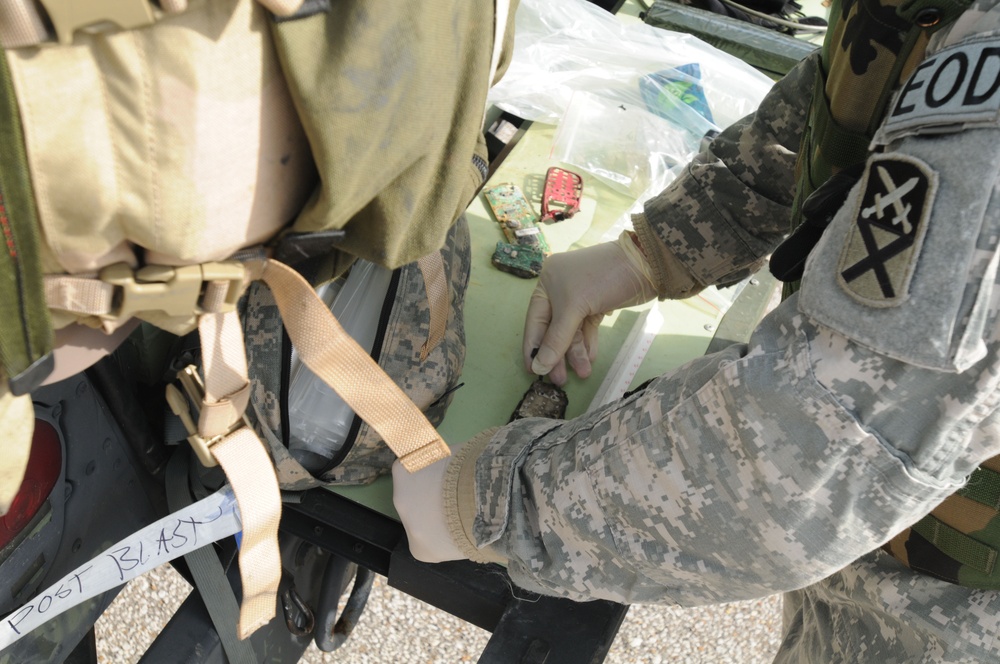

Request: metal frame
left=282, top=489, right=629, bottom=663
left=705, top=271, right=780, bottom=355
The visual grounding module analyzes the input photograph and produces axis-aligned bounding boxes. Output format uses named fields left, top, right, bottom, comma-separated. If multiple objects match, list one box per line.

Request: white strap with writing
left=0, top=487, right=241, bottom=651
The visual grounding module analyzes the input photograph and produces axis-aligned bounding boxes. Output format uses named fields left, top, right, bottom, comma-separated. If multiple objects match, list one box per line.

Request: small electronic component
left=491, top=241, right=545, bottom=279
left=639, top=63, right=716, bottom=127
left=509, top=378, right=569, bottom=422
left=540, top=167, right=583, bottom=223
left=484, top=183, right=551, bottom=255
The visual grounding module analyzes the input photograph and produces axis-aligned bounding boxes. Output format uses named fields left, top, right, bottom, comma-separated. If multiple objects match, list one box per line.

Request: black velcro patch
left=836, top=154, right=937, bottom=306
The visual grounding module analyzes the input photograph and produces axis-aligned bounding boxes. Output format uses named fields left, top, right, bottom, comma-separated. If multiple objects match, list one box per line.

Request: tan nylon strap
left=197, top=311, right=251, bottom=436
left=44, top=272, right=241, bottom=323
left=211, top=426, right=282, bottom=638
left=44, top=275, right=115, bottom=316
left=197, top=312, right=248, bottom=404
left=201, top=280, right=235, bottom=314
left=199, top=382, right=251, bottom=440
left=197, top=310, right=281, bottom=638
left=416, top=253, right=449, bottom=361
left=258, top=258, right=450, bottom=471
left=0, top=0, right=50, bottom=49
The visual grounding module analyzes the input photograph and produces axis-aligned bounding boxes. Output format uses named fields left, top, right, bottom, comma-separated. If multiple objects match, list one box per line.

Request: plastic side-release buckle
left=99, top=262, right=244, bottom=323
left=36, top=0, right=157, bottom=44
left=165, top=365, right=247, bottom=468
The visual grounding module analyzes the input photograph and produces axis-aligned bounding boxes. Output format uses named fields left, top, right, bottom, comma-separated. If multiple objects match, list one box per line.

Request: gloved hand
left=523, top=231, right=658, bottom=385
left=391, top=456, right=465, bottom=563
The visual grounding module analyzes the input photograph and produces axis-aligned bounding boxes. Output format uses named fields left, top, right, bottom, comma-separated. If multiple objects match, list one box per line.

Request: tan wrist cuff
left=632, top=213, right=707, bottom=300
left=443, top=428, right=507, bottom=565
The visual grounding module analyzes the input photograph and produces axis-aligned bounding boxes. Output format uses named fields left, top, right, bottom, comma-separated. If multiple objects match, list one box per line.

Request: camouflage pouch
left=883, top=455, right=1000, bottom=589
left=243, top=216, right=471, bottom=489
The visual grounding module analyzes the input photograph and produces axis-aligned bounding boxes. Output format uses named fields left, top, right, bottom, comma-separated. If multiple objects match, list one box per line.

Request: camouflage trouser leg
left=774, top=550, right=1000, bottom=663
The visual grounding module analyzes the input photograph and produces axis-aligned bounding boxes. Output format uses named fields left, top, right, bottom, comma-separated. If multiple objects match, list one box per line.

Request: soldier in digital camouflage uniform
left=394, top=0, right=1000, bottom=660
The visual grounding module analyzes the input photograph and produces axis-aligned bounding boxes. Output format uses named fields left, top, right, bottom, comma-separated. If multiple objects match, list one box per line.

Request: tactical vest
left=789, top=0, right=1000, bottom=589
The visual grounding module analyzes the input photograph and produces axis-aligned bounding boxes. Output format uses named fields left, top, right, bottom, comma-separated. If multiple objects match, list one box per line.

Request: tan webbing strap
left=44, top=276, right=116, bottom=317
left=0, top=1, right=50, bottom=49
left=210, top=426, right=282, bottom=638
left=44, top=264, right=245, bottom=336
left=197, top=311, right=251, bottom=437
left=257, top=258, right=451, bottom=471
left=201, top=279, right=238, bottom=315
left=41, top=254, right=448, bottom=634
left=197, top=309, right=281, bottom=638
left=416, top=253, right=449, bottom=362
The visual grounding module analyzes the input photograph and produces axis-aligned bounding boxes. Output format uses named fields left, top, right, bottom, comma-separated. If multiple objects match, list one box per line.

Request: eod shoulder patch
left=837, top=154, right=938, bottom=306
left=881, top=37, right=1000, bottom=139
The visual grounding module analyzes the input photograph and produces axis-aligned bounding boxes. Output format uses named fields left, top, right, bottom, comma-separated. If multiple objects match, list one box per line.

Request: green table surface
left=330, top=122, right=734, bottom=518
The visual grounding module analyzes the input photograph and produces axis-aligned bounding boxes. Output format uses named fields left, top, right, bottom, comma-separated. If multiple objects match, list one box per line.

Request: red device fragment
left=540, top=167, right=583, bottom=223
left=0, top=419, right=61, bottom=549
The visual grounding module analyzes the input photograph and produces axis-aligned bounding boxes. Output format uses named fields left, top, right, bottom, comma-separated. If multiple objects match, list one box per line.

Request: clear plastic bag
left=491, top=0, right=774, bottom=198
left=286, top=260, right=394, bottom=472
left=489, top=0, right=774, bottom=129
left=551, top=91, right=690, bottom=197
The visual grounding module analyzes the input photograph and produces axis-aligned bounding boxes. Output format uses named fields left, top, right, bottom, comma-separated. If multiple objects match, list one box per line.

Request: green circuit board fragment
left=491, top=241, right=545, bottom=279
left=483, top=183, right=551, bottom=255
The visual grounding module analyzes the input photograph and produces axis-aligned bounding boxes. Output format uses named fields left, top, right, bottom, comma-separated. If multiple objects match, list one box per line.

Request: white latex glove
left=523, top=231, right=658, bottom=385
left=391, top=457, right=465, bottom=563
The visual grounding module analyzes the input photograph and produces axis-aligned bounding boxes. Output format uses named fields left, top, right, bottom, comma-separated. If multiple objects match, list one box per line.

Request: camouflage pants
left=775, top=549, right=1000, bottom=663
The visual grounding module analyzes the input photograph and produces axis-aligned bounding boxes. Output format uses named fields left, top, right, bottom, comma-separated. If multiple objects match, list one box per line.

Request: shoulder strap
left=257, top=258, right=451, bottom=471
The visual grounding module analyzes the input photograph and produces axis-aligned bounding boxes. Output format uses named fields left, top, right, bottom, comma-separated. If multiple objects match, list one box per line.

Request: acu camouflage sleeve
left=450, top=32, right=1000, bottom=601
left=457, top=290, right=998, bottom=605
left=633, top=53, right=818, bottom=299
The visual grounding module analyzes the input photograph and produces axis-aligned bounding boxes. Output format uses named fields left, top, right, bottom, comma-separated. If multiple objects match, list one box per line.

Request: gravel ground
left=96, top=563, right=782, bottom=663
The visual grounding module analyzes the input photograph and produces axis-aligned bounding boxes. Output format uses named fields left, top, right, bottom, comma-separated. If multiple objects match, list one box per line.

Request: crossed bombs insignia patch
left=837, top=154, right=937, bottom=306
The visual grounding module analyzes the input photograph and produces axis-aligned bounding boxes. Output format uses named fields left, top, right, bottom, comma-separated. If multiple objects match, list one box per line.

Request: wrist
left=613, top=230, right=658, bottom=306
left=624, top=230, right=645, bottom=256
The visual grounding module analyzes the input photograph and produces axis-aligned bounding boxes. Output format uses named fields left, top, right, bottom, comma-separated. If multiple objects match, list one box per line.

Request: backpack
left=0, top=0, right=515, bottom=637
left=243, top=215, right=473, bottom=490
